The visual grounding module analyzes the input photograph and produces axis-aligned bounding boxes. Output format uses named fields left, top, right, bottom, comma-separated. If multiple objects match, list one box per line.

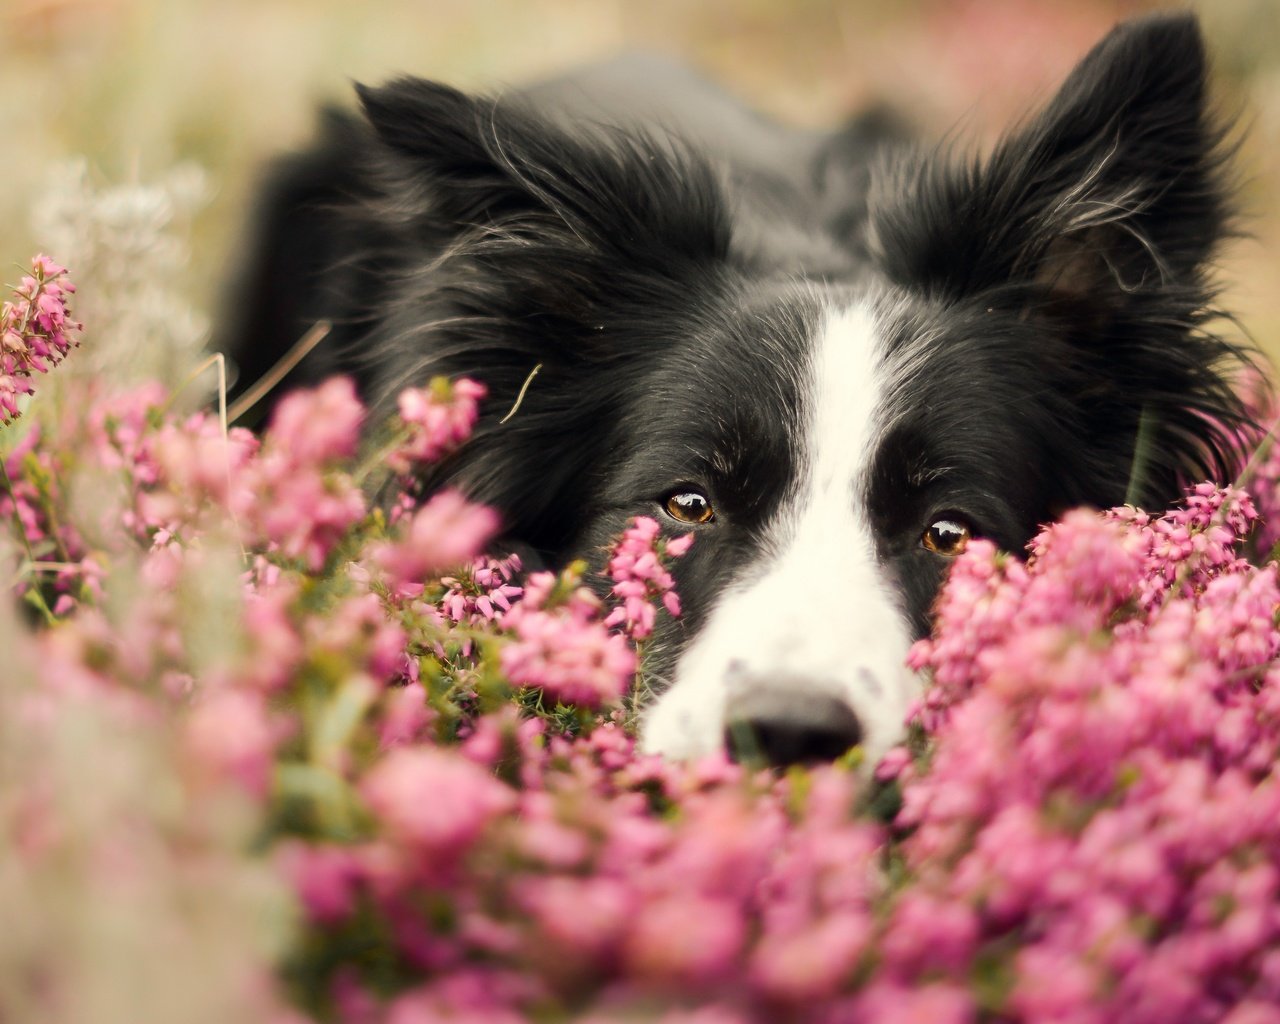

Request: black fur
left=220, top=14, right=1256, bottom=755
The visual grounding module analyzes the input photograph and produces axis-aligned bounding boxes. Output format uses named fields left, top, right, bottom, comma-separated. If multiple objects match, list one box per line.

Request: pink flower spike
left=374, top=490, right=500, bottom=589
left=0, top=254, right=80, bottom=424
left=604, top=516, right=691, bottom=640
left=266, top=376, right=364, bottom=466
left=665, top=532, right=695, bottom=557
left=361, top=747, right=515, bottom=855
left=388, top=376, right=486, bottom=474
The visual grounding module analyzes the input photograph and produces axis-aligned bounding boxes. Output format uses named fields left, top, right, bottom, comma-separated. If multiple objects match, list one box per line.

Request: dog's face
left=352, top=14, right=1249, bottom=765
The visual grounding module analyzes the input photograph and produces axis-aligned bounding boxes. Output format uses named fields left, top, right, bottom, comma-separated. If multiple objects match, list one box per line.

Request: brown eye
left=923, top=518, right=970, bottom=556
left=665, top=490, right=715, bottom=525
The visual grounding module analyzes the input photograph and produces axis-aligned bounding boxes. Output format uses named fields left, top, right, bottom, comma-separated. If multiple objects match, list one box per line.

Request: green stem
left=353, top=425, right=413, bottom=486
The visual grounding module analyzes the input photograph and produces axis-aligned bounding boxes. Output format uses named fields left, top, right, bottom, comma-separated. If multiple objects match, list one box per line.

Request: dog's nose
left=723, top=686, right=863, bottom=767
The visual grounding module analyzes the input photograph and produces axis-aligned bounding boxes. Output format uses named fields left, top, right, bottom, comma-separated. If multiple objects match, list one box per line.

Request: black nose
left=723, top=687, right=863, bottom=767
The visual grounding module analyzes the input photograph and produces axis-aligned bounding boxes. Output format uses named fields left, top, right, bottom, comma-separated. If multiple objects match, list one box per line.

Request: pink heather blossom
left=266, top=375, right=364, bottom=466
left=277, top=841, right=363, bottom=924
left=878, top=893, right=978, bottom=978
left=388, top=377, right=486, bottom=474
left=0, top=255, right=80, bottom=424
left=238, top=448, right=366, bottom=571
left=654, top=1009, right=751, bottom=1024
left=603, top=515, right=693, bottom=639
left=853, top=981, right=975, bottom=1024
left=382, top=974, right=531, bottom=1024
left=896, top=483, right=1280, bottom=1022
left=307, top=592, right=408, bottom=684
left=374, top=490, right=500, bottom=590
left=0, top=370, right=33, bottom=421
left=750, top=911, right=872, bottom=1001
left=500, top=569, right=636, bottom=708
left=131, top=413, right=259, bottom=545
left=215, top=381, right=372, bottom=569
left=184, top=688, right=277, bottom=798
left=361, top=746, right=515, bottom=855
left=239, top=582, right=304, bottom=692
left=18, top=248, right=1280, bottom=1024
left=439, top=553, right=523, bottom=626
left=517, top=876, right=634, bottom=963
left=0, top=423, right=103, bottom=613
left=873, top=744, right=912, bottom=783
left=622, top=895, right=746, bottom=987
left=378, top=682, right=435, bottom=748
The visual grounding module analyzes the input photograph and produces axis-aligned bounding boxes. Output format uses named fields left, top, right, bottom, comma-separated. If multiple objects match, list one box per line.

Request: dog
left=221, top=13, right=1252, bottom=768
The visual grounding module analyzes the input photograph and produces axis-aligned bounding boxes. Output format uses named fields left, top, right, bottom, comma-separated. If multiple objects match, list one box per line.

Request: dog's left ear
left=870, top=13, right=1252, bottom=503
left=872, top=12, right=1231, bottom=305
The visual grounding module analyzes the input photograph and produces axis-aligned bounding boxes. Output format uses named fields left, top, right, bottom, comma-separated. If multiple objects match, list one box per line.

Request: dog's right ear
left=867, top=13, right=1252, bottom=502
left=355, top=78, right=728, bottom=272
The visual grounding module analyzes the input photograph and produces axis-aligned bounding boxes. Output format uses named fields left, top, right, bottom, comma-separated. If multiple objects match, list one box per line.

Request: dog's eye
left=922, top=517, right=970, bottom=556
left=664, top=490, right=715, bottom=525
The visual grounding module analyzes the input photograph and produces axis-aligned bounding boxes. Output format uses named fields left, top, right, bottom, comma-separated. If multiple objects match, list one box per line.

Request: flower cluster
left=500, top=566, right=637, bottom=709
left=439, top=553, right=524, bottom=628
left=11, top=251, right=1280, bottom=1022
left=604, top=514, right=693, bottom=639
left=898, top=493, right=1280, bottom=1021
left=0, top=255, right=80, bottom=423
left=388, top=376, right=486, bottom=475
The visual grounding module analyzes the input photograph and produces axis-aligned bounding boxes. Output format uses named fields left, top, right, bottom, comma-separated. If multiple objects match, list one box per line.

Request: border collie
left=222, top=13, right=1252, bottom=767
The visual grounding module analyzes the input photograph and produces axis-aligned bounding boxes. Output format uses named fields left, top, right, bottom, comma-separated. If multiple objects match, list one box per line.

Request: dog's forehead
left=601, top=287, right=895, bottom=523
left=648, top=284, right=884, bottom=399
left=868, top=295, right=1031, bottom=454
left=775, top=299, right=891, bottom=533
left=640, top=287, right=893, bottom=459
left=804, top=300, right=886, bottom=453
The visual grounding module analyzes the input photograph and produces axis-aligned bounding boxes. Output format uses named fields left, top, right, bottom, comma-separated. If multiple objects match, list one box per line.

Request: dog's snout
left=723, top=686, right=863, bottom=767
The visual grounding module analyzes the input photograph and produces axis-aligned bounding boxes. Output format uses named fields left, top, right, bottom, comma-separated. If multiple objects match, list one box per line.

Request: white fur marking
left=640, top=302, right=918, bottom=764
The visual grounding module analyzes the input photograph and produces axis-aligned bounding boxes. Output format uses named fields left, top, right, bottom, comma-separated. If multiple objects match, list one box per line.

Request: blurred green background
left=3, top=0, right=1278, bottom=359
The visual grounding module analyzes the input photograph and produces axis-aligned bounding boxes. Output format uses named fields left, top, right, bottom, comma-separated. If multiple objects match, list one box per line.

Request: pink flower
left=361, top=747, right=515, bottom=855
left=439, top=553, right=523, bottom=625
left=374, top=490, right=500, bottom=590
left=379, top=683, right=435, bottom=748
left=185, top=688, right=277, bottom=798
left=0, top=254, right=80, bottom=424
left=277, top=841, right=363, bottom=923
left=622, top=895, right=745, bottom=986
left=500, top=579, right=637, bottom=708
left=239, top=583, right=304, bottom=692
left=388, top=376, right=486, bottom=474
left=517, top=876, right=634, bottom=961
left=251, top=461, right=366, bottom=570
left=603, top=516, right=692, bottom=639
left=266, top=376, right=364, bottom=466
left=308, top=592, right=408, bottom=683
left=854, top=981, right=975, bottom=1024
left=750, top=912, right=871, bottom=1001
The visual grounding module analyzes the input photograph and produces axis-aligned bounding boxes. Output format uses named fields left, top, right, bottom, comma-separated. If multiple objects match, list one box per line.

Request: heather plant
left=9, top=251, right=1280, bottom=1023
left=0, top=255, right=80, bottom=425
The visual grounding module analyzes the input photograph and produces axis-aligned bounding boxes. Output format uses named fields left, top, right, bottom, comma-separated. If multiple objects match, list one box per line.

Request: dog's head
left=356, top=13, right=1252, bottom=765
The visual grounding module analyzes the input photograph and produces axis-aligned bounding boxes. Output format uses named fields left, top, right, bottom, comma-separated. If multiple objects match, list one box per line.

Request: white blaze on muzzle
left=640, top=302, right=919, bottom=765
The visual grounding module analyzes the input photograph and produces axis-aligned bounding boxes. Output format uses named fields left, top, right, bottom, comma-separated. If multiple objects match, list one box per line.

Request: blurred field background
left=2, top=0, right=1279, bottom=362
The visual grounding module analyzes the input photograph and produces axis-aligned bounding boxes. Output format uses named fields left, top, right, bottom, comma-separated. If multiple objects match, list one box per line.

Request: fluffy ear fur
left=868, top=12, right=1252, bottom=506
left=350, top=80, right=734, bottom=557
left=355, top=78, right=729, bottom=277
left=870, top=13, right=1230, bottom=300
